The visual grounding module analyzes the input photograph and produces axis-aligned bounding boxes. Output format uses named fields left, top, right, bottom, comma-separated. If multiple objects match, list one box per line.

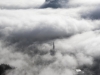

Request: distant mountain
left=41, top=0, right=69, bottom=8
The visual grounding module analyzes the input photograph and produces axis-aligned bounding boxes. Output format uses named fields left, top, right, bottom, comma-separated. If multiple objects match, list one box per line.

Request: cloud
left=0, top=0, right=45, bottom=9
left=69, top=0, right=100, bottom=6
left=68, top=0, right=100, bottom=20
left=81, top=6, right=100, bottom=20
left=0, top=9, right=95, bottom=48
left=1, top=0, right=100, bottom=75
left=2, top=30, right=100, bottom=75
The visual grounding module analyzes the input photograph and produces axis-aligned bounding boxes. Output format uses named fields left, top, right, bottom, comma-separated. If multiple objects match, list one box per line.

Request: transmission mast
left=50, top=42, right=56, bottom=56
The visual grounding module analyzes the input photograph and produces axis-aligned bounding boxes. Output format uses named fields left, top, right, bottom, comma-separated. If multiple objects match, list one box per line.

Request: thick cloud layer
left=0, top=0, right=45, bottom=9
left=1, top=0, right=100, bottom=75
left=81, top=6, right=100, bottom=20
left=69, top=0, right=100, bottom=6
left=0, top=9, right=95, bottom=48
left=70, top=0, right=100, bottom=20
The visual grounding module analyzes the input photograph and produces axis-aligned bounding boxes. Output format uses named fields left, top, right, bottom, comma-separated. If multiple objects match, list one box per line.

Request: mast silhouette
left=50, top=42, right=55, bottom=56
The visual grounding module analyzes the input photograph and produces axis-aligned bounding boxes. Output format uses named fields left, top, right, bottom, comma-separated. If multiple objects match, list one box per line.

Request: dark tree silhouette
left=0, top=64, right=15, bottom=75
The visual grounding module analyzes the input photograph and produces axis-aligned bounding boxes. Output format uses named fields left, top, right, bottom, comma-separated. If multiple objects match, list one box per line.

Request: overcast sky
left=0, top=0, right=100, bottom=75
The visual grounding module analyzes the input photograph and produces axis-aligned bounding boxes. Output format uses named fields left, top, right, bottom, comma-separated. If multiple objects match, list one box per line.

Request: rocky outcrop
left=41, top=0, right=69, bottom=8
